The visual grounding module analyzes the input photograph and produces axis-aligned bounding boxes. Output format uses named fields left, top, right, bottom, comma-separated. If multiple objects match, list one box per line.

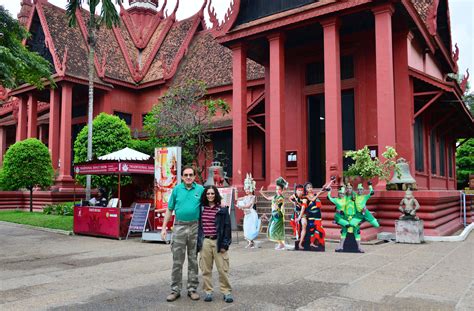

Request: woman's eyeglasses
left=183, top=174, right=194, bottom=177
left=206, top=192, right=215, bottom=196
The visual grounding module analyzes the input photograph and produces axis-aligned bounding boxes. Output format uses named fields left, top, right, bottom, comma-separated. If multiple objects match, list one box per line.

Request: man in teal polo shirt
left=161, top=166, right=204, bottom=302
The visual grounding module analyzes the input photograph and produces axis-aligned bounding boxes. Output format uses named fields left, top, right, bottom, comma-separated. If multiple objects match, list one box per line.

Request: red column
left=49, top=88, right=60, bottom=170
left=373, top=4, right=396, bottom=187
left=0, top=126, right=6, bottom=166
left=264, top=64, right=271, bottom=186
left=322, top=17, right=343, bottom=185
left=394, top=30, right=415, bottom=176
left=16, top=96, right=28, bottom=141
left=267, top=33, right=285, bottom=187
left=58, top=83, right=73, bottom=182
left=27, top=94, right=38, bottom=138
left=231, top=43, right=248, bottom=187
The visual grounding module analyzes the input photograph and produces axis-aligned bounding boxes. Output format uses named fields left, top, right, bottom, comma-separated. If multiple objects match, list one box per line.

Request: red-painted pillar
left=231, top=43, right=248, bottom=187
left=16, top=96, right=28, bottom=141
left=264, top=64, right=271, bottom=186
left=0, top=126, right=6, bottom=166
left=373, top=4, right=396, bottom=187
left=27, top=94, right=38, bottom=138
left=49, top=88, right=61, bottom=170
left=394, top=30, right=415, bottom=176
left=322, top=17, right=343, bottom=185
left=267, top=33, right=285, bottom=187
left=58, top=83, right=73, bottom=182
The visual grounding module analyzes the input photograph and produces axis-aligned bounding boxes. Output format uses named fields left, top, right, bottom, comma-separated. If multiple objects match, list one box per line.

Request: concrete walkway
left=0, top=222, right=472, bottom=310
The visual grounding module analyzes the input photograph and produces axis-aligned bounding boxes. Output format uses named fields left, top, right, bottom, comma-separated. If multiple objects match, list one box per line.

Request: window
left=72, top=104, right=87, bottom=118
left=439, top=136, right=445, bottom=176
left=430, top=131, right=437, bottom=174
left=340, top=55, right=354, bottom=80
left=342, top=90, right=355, bottom=171
left=306, top=61, right=324, bottom=85
left=114, top=111, right=132, bottom=126
left=414, top=117, right=424, bottom=172
left=305, top=55, right=354, bottom=85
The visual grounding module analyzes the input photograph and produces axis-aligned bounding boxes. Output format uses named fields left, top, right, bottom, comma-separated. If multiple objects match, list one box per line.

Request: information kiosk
left=73, top=148, right=154, bottom=239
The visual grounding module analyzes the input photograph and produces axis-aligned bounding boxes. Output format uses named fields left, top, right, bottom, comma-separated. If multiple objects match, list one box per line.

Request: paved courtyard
left=0, top=221, right=473, bottom=310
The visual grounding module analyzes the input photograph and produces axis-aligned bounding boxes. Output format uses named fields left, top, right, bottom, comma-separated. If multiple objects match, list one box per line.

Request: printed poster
left=155, top=147, right=181, bottom=211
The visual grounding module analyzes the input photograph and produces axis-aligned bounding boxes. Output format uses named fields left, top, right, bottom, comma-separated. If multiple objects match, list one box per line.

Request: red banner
left=74, top=162, right=154, bottom=175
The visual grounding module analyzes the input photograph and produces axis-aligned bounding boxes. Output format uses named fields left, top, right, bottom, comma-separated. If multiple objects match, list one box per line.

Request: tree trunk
left=29, top=187, right=33, bottom=212
left=85, top=20, right=96, bottom=201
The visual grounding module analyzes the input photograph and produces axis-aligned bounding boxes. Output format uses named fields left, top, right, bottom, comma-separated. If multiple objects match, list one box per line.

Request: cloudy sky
left=1, top=0, right=472, bottom=83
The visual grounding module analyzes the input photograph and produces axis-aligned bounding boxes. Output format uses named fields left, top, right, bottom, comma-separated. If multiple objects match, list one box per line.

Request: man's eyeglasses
left=183, top=174, right=194, bottom=177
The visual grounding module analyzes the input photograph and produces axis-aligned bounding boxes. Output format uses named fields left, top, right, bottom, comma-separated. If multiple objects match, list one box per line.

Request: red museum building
left=0, top=0, right=473, bottom=238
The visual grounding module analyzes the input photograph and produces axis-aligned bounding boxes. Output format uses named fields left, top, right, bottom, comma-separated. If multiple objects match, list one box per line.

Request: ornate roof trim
left=402, top=0, right=456, bottom=73
left=137, top=18, right=174, bottom=82
left=119, top=2, right=163, bottom=49
left=208, top=0, right=240, bottom=37
left=214, top=0, right=369, bottom=43
left=30, top=2, right=68, bottom=76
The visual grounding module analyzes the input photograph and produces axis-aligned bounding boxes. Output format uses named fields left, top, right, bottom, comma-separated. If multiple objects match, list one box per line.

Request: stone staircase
left=238, top=190, right=298, bottom=235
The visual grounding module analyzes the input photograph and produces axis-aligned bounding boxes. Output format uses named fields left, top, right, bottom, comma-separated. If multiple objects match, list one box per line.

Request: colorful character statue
left=327, top=181, right=379, bottom=253
left=289, top=184, right=306, bottom=241
left=236, top=173, right=261, bottom=248
left=260, top=177, right=288, bottom=250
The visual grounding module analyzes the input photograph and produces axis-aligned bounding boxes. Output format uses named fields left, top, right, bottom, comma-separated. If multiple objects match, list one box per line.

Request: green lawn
left=0, top=210, right=73, bottom=231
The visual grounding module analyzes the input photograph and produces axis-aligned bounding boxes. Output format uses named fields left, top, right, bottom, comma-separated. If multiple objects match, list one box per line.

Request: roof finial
left=461, top=69, right=470, bottom=93
left=207, top=0, right=219, bottom=29
left=170, top=0, right=179, bottom=20
left=198, top=0, right=207, bottom=19
left=158, top=0, right=167, bottom=18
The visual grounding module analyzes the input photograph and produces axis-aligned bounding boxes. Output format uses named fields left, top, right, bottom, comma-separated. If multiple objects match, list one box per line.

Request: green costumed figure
left=327, top=183, right=360, bottom=252
left=328, top=182, right=380, bottom=253
left=354, top=182, right=380, bottom=229
left=260, top=177, right=288, bottom=250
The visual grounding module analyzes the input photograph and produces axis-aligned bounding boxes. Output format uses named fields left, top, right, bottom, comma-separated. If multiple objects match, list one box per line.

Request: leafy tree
left=0, top=138, right=54, bottom=212
left=129, top=139, right=157, bottom=156
left=74, top=113, right=132, bottom=196
left=0, top=6, right=54, bottom=90
left=66, top=0, right=122, bottom=199
left=144, top=79, right=230, bottom=182
left=456, top=138, right=473, bottom=190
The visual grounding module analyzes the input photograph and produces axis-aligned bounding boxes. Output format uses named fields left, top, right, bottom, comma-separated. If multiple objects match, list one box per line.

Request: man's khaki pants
left=170, top=221, right=199, bottom=294
left=199, top=238, right=232, bottom=295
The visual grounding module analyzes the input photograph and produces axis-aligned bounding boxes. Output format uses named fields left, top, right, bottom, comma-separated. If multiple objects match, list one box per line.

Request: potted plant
left=344, top=146, right=400, bottom=187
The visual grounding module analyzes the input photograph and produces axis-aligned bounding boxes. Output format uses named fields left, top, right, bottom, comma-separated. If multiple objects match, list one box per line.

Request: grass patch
left=0, top=210, right=73, bottom=231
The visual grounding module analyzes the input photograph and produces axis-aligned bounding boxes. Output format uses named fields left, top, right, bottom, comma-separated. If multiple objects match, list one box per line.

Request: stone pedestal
left=395, top=219, right=424, bottom=243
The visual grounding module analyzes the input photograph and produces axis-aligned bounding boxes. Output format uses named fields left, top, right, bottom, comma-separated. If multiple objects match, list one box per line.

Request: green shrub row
left=43, top=202, right=77, bottom=216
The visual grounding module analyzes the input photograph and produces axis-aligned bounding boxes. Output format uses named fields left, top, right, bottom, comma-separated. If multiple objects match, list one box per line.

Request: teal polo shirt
left=168, top=182, right=204, bottom=221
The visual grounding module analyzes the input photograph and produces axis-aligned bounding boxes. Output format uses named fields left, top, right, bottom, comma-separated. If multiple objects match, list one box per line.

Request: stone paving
left=0, top=221, right=473, bottom=310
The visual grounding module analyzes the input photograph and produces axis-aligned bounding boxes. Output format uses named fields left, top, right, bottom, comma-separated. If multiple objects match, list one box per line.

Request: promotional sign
left=126, top=203, right=151, bottom=239
left=218, top=187, right=237, bottom=230
left=154, top=147, right=182, bottom=211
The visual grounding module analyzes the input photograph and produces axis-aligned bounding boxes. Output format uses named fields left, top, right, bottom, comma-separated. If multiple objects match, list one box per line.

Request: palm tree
left=66, top=0, right=122, bottom=200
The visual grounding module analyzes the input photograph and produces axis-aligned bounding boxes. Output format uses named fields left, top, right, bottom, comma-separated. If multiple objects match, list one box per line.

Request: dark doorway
left=307, top=95, right=325, bottom=187
left=342, top=90, right=356, bottom=170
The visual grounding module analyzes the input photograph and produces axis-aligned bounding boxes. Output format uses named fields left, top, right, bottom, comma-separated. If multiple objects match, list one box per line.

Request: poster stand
left=126, top=203, right=151, bottom=240
left=218, top=187, right=239, bottom=244
left=142, top=146, right=181, bottom=242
